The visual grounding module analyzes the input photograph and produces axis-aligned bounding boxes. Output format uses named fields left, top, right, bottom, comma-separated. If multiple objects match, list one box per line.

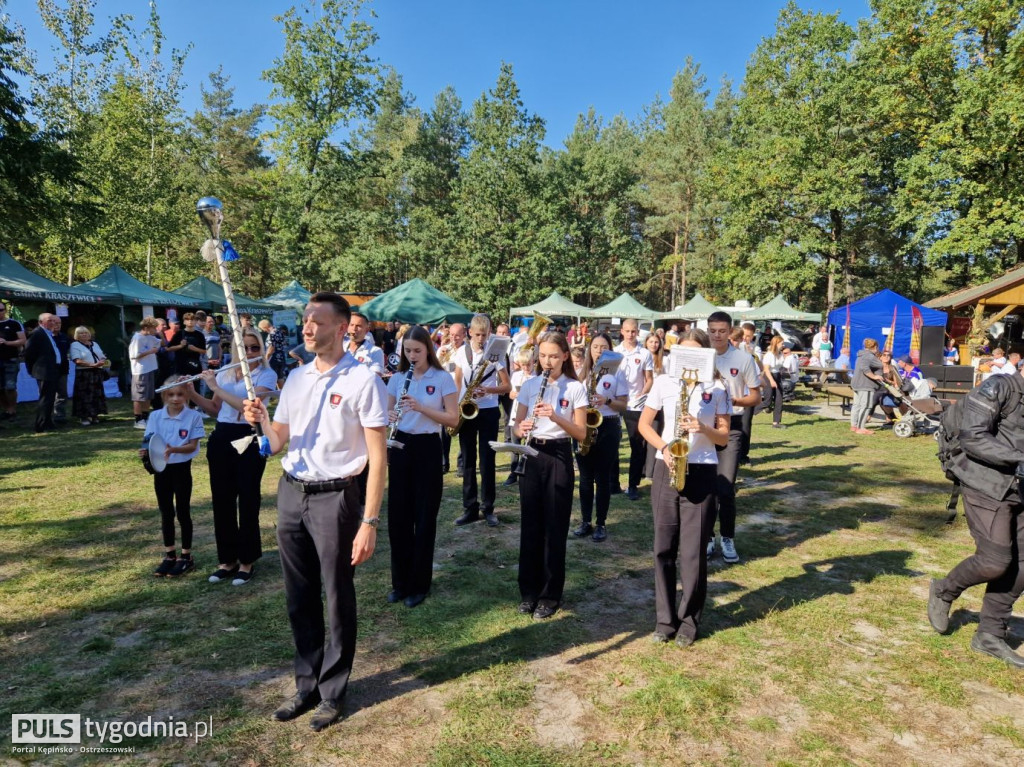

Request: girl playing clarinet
left=513, top=332, right=588, bottom=620
left=385, top=326, right=459, bottom=608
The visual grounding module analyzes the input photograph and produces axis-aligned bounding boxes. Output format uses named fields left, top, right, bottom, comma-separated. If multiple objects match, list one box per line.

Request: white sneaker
left=706, top=537, right=717, bottom=559
left=721, top=537, right=740, bottom=563
left=133, top=419, right=147, bottom=430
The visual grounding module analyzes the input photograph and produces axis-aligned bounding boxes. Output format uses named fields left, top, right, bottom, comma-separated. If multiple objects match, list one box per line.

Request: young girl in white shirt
left=513, top=332, right=588, bottom=620
left=141, top=377, right=205, bottom=578
left=385, top=326, right=459, bottom=608
left=638, top=328, right=731, bottom=647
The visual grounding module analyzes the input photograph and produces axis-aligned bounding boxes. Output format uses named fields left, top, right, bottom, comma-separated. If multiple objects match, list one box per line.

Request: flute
left=154, top=355, right=264, bottom=392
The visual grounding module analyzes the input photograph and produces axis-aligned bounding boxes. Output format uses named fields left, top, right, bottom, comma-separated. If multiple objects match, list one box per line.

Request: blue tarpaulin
left=826, top=289, right=947, bottom=357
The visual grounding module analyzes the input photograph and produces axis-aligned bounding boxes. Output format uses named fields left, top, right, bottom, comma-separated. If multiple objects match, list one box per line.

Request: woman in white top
left=192, top=328, right=277, bottom=586
left=761, top=335, right=786, bottom=428
left=645, top=332, right=666, bottom=377
left=69, top=326, right=109, bottom=425
left=638, top=328, right=730, bottom=647
left=572, top=333, right=628, bottom=542
left=513, top=332, right=588, bottom=620
left=385, top=326, right=459, bottom=608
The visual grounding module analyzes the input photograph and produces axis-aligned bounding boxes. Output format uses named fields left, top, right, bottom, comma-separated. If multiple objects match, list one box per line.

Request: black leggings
left=576, top=417, right=620, bottom=525
left=155, top=461, right=193, bottom=549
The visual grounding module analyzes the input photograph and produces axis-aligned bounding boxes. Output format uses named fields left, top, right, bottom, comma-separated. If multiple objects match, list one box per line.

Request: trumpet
left=386, top=368, right=414, bottom=450
left=665, top=368, right=700, bottom=492
left=154, top=355, right=264, bottom=392
left=514, top=368, right=552, bottom=476
left=519, top=312, right=552, bottom=364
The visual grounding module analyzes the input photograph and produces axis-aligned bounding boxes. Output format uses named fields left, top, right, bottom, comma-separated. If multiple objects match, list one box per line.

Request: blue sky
left=8, top=0, right=871, bottom=146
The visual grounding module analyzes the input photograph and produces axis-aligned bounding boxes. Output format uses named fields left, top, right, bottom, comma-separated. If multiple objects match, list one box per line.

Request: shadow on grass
left=704, top=549, right=916, bottom=637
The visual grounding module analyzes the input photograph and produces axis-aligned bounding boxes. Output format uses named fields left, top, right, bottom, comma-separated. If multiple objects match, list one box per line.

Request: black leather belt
left=531, top=437, right=571, bottom=446
left=284, top=472, right=353, bottom=494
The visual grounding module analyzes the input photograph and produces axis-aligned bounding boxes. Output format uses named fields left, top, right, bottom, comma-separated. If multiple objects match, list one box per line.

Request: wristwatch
left=361, top=517, right=379, bottom=528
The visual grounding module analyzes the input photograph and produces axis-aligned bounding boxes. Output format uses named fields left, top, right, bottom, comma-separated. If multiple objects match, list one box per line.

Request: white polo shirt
left=275, top=353, right=388, bottom=480
left=646, top=377, right=730, bottom=465
left=454, top=343, right=502, bottom=410
left=349, top=337, right=385, bottom=375
left=144, top=406, right=205, bottom=463
left=215, top=364, right=277, bottom=424
left=129, top=332, right=160, bottom=375
left=614, top=342, right=654, bottom=410
left=590, top=368, right=628, bottom=418
left=387, top=366, right=457, bottom=434
left=714, top=345, right=760, bottom=416
left=516, top=373, right=588, bottom=440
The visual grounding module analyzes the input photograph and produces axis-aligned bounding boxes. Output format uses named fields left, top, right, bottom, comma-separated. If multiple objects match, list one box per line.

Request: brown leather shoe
left=272, top=690, right=321, bottom=722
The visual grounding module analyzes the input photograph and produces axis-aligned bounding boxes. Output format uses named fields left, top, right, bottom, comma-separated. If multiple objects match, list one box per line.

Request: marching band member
left=572, top=333, right=627, bottom=542
left=439, top=322, right=466, bottom=475
left=514, top=332, right=588, bottom=620
left=347, top=312, right=385, bottom=376
left=385, top=326, right=458, bottom=608
left=615, top=318, right=654, bottom=501
left=191, top=328, right=277, bottom=586
left=453, top=315, right=511, bottom=527
left=638, top=328, right=730, bottom=647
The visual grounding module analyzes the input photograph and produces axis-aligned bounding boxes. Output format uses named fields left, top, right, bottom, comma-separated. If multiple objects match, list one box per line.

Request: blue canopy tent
left=826, top=289, right=947, bottom=358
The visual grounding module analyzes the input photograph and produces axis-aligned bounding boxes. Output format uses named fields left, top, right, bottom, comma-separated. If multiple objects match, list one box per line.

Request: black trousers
left=740, top=405, right=754, bottom=461
left=765, top=384, right=784, bottom=425
left=34, top=378, right=57, bottom=431
left=459, top=406, right=500, bottom=514
left=154, top=460, right=193, bottom=549
left=207, top=422, right=266, bottom=565
left=936, top=485, right=1024, bottom=638
left=499, top=393, right=513, bottom=438
left=651, top=461, right=715, bottom=640
left=710, top=415, right=744, bottom=539
left=576, top=417, right=621, bottom=526
left=276, top=476, right=360, bottom=702
left=388, top=431, right=443, bottom=597
left=518, top=441, right=574, bottom=607
left=623, top=410, right=647, bottom=489
left=440, top=430, right=463, bottom=474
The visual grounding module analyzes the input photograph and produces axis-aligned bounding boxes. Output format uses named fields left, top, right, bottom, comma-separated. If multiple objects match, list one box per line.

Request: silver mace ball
left=197, top=196, right=224, bottom=263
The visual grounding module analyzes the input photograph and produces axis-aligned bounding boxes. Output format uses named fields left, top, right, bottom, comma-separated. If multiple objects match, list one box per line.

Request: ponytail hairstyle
left=534, top=331, right=579, bottom=380
left=399, top=325, right=443, bottom=372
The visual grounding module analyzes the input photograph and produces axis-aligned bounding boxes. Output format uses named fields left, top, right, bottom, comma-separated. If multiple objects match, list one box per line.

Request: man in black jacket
left=23, top=313, right=61, bottom=433
left=929, top=369, right=1024, bottom=668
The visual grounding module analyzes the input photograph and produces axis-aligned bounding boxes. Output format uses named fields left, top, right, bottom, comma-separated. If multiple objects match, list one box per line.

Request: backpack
left=937, top=375, right=1024, bottom=521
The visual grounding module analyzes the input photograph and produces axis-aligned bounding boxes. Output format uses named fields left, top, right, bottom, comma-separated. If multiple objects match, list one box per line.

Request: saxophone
left=386, top=368, right=414, bottom=451
left=447, top=345, right=491, bottom=437
left=665, top=368, right=700, bottom=492
left=577, top=351, right=622, bottom=456
left=514, top=369, right=552, bottom=476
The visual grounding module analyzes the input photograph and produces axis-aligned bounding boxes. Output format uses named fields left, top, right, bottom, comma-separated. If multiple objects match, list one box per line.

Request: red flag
left=910, top=306, right=923, bottom=365
left=883, top=307, right=897, bottom=353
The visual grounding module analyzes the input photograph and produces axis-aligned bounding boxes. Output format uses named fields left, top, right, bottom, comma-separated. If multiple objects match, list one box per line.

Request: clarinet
left=386, top=368, right=415, bottom=450
left=514, top=369, right=552, bottom=476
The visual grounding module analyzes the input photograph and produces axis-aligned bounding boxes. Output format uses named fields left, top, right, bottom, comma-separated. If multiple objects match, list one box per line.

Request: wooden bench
left=821, top=384, right=855, bottom=413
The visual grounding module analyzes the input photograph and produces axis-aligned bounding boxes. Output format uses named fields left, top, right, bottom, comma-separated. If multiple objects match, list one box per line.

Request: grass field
left=2, top=394, right=1024, bottom=765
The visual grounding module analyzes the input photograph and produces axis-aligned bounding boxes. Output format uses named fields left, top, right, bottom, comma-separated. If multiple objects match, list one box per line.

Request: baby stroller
left=888, top=378, right=945, bottom=438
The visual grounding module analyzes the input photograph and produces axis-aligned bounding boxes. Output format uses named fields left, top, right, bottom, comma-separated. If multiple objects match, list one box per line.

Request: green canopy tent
left=262, top=280, right=312, bottom=311
left=79, top=264, right=204, bottom=308
left=0, top=250, right=118, bottom=305
left=174, top=276, right=283, bottom=315
left=582, top=293, right=660, bottom=321
left=360, top=278, right=474, bottom=325
left=509, top=291, right=590, bottom=322
left=661, top=292, right=721, bottom=321
left=743, top=295, right=821, bottom=323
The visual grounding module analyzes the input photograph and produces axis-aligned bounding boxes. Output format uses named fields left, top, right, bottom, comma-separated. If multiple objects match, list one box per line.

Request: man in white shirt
left=347, top=312, right=385, bottom=376
left=707, top=312, right=762, bottom=564
left=244, top=292, right=387, bottom=733
left=439, top=322, right=466, bottom=475
left=614, top=318, right=654, bottom=501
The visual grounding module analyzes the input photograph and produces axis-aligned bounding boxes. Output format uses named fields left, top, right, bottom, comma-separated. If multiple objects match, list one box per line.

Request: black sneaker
left=167, top=555, right=195, bottom=577
left=592, top=525, right=607, bottom=542
left=626, top=487, right=640, bottom=501
left=232, top=568, right=255, bottom=586
left=154, top=555, right=177, bottom=577
left=208, top=565, right=239, bottom=583
left=502, top=474, right=518, bottom=486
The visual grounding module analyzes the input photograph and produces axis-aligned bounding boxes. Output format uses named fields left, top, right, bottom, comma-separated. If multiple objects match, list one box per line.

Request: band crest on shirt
left=702, top=391, right=712, bottom=403
left=729, top=367, right=739, bottom=377
left=426, top=385, right=436, bottom=395
left=602, top=381, right=611, bottom=389
left=330, top=392, right=342, bottom=408
left=178, top=428, right=188, bottom=439
left=559, top=398, right=569, bottom=409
